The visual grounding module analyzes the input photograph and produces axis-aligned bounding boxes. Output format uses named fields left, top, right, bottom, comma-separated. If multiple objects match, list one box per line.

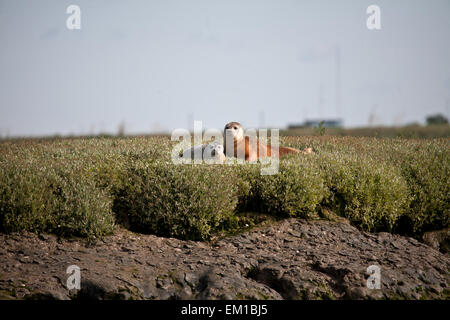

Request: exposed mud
left=0, top=218, right=448, bottom=300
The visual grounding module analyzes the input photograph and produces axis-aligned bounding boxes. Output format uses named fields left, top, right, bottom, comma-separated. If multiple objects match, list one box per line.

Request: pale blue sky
left=1, top=0, right=449, bottom=136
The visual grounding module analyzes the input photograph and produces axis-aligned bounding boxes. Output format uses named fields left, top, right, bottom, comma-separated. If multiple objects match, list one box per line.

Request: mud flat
left=0, top=218, right=448, bottom=300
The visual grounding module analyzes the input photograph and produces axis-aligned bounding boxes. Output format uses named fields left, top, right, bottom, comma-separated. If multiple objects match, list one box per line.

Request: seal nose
left=211, top=150, right=216, bottom=156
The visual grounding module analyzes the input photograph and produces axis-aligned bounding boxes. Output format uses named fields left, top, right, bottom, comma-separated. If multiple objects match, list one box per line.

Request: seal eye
left=233, top=126, right=237, bottom=130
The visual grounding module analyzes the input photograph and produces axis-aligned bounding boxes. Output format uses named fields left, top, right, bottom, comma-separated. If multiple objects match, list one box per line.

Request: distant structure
left=288, top=119, right=343, bottom=129
left=368, top=104, right=376, bottom=127
left=334, top=46, right=341, bottom=118
left=117, top=121, right=126, bottom=136
left=289, top=45, right=343, bottom=131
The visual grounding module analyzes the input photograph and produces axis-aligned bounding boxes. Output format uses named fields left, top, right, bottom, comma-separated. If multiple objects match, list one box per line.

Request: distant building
left=288, top=119, right=344, bottom=129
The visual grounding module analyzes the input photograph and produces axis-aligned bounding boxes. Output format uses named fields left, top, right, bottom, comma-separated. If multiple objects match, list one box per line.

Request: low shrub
left=114, top=160, right=240, bottom=240
left=318, top=152, right=410, bottom=232
left=394, top=142, right=449, bottom=234
left=0, top=160, right=115, bottom=240
left=0, top=136, right=448, bottom=240
left=231, top=163, right=262, bottom=212
left=255, top=155, right=329, bottom=218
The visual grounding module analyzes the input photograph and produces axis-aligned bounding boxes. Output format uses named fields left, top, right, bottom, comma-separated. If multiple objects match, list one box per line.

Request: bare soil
left=0, top=218, right=448, bottom=300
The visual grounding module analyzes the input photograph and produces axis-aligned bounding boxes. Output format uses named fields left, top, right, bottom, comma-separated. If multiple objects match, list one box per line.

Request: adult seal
left=223, top=121, right=312, bottom=162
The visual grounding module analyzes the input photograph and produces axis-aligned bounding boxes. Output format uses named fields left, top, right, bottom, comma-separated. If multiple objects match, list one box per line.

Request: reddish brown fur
left=230, top=136, right=300, bottom=161
left=224, top=122, right=303, bottom=161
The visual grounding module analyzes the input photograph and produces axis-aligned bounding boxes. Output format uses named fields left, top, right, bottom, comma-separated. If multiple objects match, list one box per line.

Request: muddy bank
left=0, top=218, right=448, bottom=300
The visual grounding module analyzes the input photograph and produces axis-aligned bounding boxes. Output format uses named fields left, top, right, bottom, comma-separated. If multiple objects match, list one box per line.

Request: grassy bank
left=0, top=136, right=448, bottom=241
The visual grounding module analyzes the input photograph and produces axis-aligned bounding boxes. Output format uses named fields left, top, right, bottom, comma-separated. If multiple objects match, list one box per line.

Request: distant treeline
left=282, top=124, right=450, bottom=139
